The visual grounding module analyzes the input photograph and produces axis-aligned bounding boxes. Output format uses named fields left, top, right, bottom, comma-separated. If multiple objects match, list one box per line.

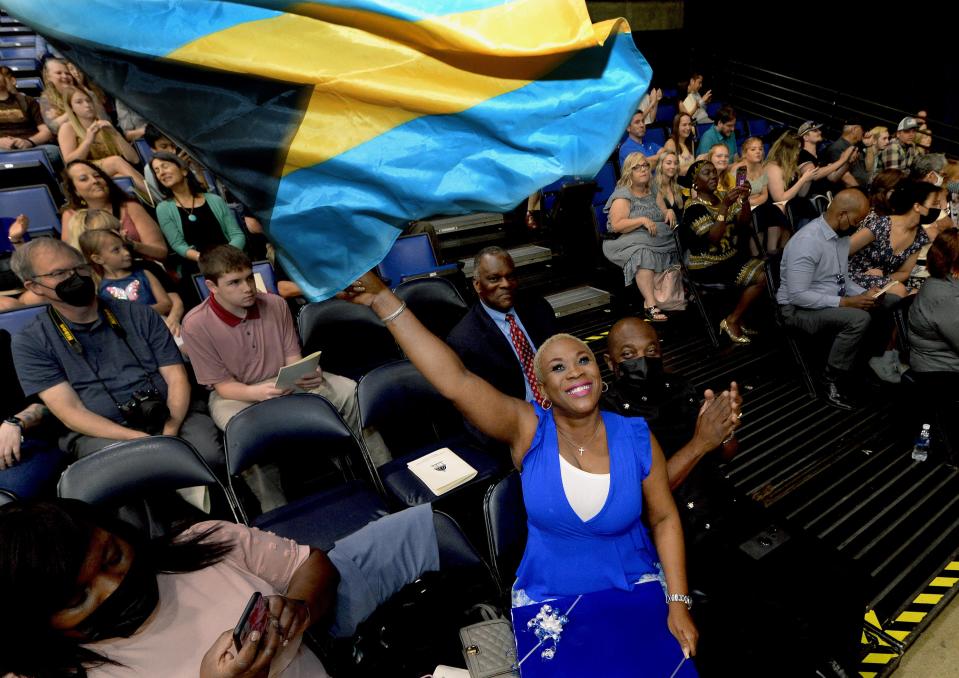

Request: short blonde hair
left=533, top=333, right=594, bottom=384
left=616, top=152, right=651, bottom=191
left=66, top=208, right=122, bottom=250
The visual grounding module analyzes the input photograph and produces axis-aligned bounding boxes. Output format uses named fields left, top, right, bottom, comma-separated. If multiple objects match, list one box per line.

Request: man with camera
left=9, top=239, right=222, bottom=464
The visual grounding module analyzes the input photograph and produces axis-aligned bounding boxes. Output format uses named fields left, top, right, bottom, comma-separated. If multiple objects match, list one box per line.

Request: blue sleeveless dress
left=511, top=404, right=698, bottom=677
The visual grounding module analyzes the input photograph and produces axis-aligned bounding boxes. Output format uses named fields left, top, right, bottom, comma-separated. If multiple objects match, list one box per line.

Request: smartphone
left=735, top=167, right=747, bottom=187
left=233, top=592, right=270, bottom=651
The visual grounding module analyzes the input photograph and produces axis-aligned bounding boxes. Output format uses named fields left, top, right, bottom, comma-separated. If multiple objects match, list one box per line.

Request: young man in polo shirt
left=181, top=245, right=360, bottom=432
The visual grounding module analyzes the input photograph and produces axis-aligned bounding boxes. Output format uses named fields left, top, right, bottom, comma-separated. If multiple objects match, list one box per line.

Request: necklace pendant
left=577, top=447, right=585, bottom=456
left=187, top=214, right=197, bottom=222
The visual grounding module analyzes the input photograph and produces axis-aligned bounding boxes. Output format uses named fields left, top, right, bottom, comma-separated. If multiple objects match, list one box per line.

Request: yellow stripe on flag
left=167, top=7, right=631, bottom=174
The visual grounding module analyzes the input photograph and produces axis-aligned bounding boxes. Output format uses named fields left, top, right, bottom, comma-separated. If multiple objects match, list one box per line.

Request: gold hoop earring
left=541, top=399, right=552, bottom=410
left=601, top=381, right=609, bottom=393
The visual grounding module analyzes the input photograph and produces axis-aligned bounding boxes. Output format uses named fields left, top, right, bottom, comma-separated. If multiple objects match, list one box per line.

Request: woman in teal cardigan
left=150, top=151, right=245, bottom=262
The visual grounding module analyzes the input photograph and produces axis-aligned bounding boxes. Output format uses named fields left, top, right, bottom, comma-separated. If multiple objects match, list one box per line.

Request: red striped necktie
left=506, top=313, right=544, bottom=405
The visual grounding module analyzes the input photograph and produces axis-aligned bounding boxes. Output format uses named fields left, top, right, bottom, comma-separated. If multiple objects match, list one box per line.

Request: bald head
left=604, top=317, right=661, bottom=377
left=824, top=189, right=870, bottom=234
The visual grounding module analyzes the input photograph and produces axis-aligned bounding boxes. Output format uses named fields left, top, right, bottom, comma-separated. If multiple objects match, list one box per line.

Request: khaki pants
left=209, top=373, right=390, bottom=511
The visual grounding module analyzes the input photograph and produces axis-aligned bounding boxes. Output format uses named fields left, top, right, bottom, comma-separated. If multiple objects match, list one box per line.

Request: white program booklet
left=407, top=448, right=477, bottom=496
left=274, top=351, right=321, bottom=392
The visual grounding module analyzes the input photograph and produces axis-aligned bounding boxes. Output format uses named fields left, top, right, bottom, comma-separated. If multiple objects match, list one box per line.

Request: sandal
left=644, top=305, right=668, bottom=322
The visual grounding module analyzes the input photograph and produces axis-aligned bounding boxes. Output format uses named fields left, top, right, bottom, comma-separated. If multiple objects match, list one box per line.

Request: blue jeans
left=0, top=437, right=67, bottom=499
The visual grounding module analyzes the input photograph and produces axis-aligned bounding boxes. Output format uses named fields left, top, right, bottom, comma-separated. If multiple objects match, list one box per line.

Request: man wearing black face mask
left=778, top=189, right=877, bottom=410
left=9, top=239, right=222, bottom=466
left=602, top=317, right=740, bottom=490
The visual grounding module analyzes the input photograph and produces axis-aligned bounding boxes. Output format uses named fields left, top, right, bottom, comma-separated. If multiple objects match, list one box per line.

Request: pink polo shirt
left=181, top=292, right=302, bottom=387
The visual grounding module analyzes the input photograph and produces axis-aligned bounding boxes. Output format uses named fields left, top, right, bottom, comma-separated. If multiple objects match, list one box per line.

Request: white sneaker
left=869, top=355, right=901, bottom=383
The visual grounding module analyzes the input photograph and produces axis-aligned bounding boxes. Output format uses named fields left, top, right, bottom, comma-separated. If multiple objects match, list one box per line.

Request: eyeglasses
left=835, top=273, right=846, bottom=297
left=32, top=264, right=93, bottom=283
left=634, top=163, right=651, bottom=170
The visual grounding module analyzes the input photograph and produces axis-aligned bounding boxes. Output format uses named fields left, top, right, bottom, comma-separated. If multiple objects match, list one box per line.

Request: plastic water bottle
left=912, top=424, right=931, bottom=462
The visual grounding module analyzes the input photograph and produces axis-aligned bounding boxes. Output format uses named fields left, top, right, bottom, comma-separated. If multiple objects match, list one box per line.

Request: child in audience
left=57, top=88, right=149, bottom=199
left=79, top=229, right=172, bottom=321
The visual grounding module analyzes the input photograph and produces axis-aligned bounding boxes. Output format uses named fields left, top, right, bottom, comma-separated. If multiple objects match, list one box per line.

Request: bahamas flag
left=4, top=1, right=650, bottom=299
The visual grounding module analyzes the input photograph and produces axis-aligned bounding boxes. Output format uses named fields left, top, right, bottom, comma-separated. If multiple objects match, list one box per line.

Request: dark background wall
left=621, top=2, right=959, bottom=140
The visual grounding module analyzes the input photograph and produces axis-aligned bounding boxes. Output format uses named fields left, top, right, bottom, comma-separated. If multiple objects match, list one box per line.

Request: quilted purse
left=458, top=618, right=519, bottom=678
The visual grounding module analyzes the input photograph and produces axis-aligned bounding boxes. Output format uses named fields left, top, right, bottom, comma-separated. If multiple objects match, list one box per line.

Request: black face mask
left=617, top=356, right=664, bottom=383
left=919, top=207, right=939, bottom=225
left=54, top=274, right=96, bottom=307
left=72, top=551, right=159, bottom=642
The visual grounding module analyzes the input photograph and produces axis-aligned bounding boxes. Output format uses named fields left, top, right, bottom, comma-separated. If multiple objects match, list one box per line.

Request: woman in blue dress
left=340, top=271, right=701, bottom=675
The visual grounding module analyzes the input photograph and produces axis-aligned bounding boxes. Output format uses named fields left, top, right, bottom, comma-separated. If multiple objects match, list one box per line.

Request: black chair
left=297, top=298, right=402, bottom=381
left=394, top=277, right=467, bottom=340
left=766, top=271, right=818, bottom=399
left=357, top=360, right=505, bottom=507
left=672, top=229, right=735, bottom=348
left=0, top=488, right=17, bottom=506
left=223, top=393, right=389, bottom=551
left=483, top=471, right=527, bottom=597
left=57, top=436, right=237, bottom=538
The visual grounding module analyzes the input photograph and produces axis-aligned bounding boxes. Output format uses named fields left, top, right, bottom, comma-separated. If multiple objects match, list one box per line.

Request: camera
left=118, top=388, right=169, bottom=434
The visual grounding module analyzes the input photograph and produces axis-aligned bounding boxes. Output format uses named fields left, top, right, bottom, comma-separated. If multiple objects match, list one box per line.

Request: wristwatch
left=3, top=416, right=23, bottom=429
left=666, top=593, right=693, bottom=610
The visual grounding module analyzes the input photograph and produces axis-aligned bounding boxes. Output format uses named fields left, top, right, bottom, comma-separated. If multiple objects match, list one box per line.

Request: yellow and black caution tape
left=859, top=560, right=959, bottom=677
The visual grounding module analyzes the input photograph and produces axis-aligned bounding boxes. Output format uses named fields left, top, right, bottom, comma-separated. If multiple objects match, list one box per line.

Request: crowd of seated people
left=3, top=42, right=959, bottom=677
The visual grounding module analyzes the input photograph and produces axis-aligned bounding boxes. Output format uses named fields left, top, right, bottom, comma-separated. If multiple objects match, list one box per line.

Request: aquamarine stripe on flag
left=272, top=29, right=649, bottom=299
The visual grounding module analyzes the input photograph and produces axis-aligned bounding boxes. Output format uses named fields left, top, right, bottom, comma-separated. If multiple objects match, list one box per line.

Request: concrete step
left=545, top=285, right=611, bottom=318
left=417, top=212, right=504, bottom=236
left=461, top=244, right=552, bottom=277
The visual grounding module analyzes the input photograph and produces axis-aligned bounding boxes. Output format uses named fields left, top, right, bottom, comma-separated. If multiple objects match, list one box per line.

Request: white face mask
left=934, top=173, right=944, bottom=187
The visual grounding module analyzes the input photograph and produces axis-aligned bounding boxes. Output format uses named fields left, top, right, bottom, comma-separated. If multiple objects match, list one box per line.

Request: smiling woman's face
left=537, top=336, right=602, bottom=415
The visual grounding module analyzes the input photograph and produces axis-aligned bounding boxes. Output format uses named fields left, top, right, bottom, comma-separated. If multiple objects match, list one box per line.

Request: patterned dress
left=682, top=197, right=763, bottom=286
left=849, top=211, right=928, bottom=290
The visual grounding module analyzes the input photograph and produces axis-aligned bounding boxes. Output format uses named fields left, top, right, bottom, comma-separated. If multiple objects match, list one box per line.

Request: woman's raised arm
left=339, top=271, right=538, bottom=465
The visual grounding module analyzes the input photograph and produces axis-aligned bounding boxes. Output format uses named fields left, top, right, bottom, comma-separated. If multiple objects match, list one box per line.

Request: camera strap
left=46, top=304, right=163, bottom=412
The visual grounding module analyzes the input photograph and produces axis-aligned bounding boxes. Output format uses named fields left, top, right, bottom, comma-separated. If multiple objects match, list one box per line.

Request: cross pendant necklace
left=556, top=418, right=603, bottom=456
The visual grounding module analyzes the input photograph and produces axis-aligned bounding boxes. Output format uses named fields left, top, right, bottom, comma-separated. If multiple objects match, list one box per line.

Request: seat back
left=193, top=260, right=278, bottom=301
left=0, top=304, right=45, bottom=335
left=592, top=159, right=618, bottom=207
left=297, top=298, right=401, bottom=380
left=645, top=126, right=667, bottom=147
left=224, top=393, right=377, bottom=516
left=135, top=138, right=153, bottom=165
left=0, top=58, right=39, bottom=76
left=483, top=472, right=527, bottom=593
left=0, top=147, right=54, bottom=176
left=0, top=185, right=60, bottom=234
left=14, top=76, right=42, bottom=96
left=656, top=103, right=676, bottom=124
left=57, top=436, right=235, bottom=538
left=0, top=46, right=33, bottom=59
left=357, top=360, right=465, bottom=457
left=394, top=277, right=467, bottom=340
left=113, top=175, right=136, bottom=197
left=0, top=161, right=63, bottom=206
left=376, top=233, right=441, bottom=285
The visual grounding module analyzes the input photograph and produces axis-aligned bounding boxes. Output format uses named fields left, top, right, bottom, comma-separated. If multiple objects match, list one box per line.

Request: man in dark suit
left=446, top=246, right=557, bottom=403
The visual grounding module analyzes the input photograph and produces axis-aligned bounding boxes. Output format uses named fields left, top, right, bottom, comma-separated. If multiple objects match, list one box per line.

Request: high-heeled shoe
left=719, top=318, right=751, bottom=344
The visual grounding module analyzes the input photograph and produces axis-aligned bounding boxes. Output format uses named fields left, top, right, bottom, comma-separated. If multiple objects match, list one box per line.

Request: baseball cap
left=796, top=121, right=822, bottom=137
left=898, top=117, right=920, bottom=131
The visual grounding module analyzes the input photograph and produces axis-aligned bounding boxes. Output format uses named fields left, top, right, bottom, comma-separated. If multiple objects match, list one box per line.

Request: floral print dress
left=848, top=211, right=928, bottom=290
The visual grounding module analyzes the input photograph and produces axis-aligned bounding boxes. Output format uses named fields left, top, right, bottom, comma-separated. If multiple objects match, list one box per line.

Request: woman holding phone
left=0, top=499, right=336, bottom=677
